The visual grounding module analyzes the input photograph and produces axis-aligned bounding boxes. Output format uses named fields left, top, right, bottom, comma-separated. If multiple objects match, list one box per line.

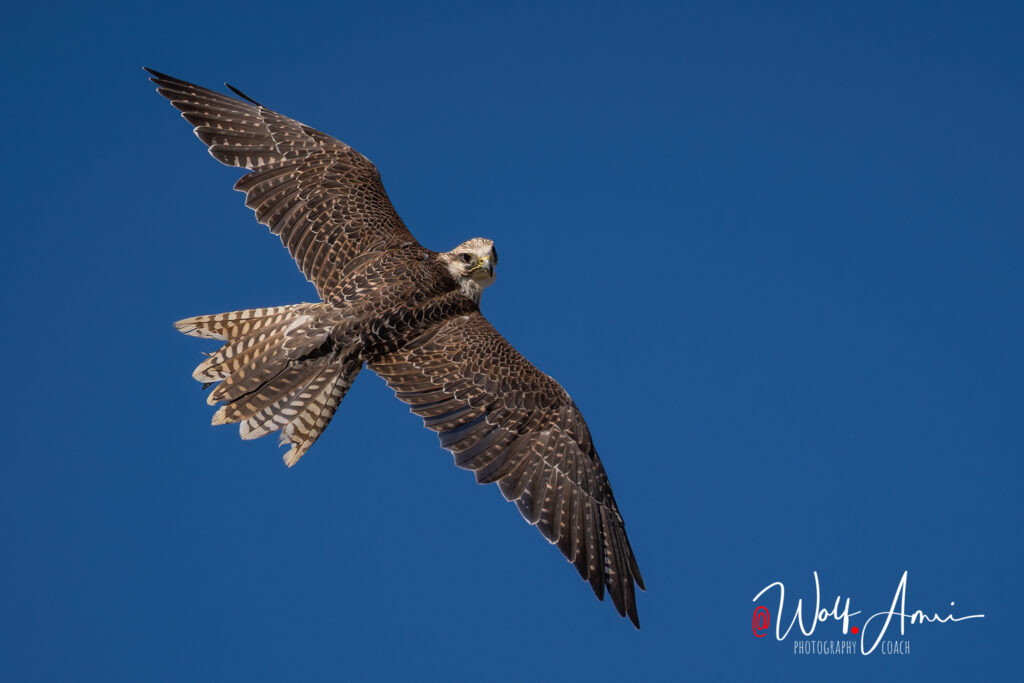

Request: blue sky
left=1, top=1, right=1020, bottom=680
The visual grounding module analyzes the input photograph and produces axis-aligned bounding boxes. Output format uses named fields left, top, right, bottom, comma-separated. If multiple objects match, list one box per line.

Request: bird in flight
left=147, top=69, right=644, bottom=627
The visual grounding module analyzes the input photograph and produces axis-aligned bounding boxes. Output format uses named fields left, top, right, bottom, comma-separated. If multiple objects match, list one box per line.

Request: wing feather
left=370, top=312, right=644, bottom=627
left=147, top=69, right=419, bottom=298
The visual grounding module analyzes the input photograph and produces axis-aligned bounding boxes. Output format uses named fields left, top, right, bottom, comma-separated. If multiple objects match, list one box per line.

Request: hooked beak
left=474, top=255, right=494, bottom=277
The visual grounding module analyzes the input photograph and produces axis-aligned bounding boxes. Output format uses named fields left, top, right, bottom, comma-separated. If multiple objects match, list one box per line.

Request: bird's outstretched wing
left=146, top=69, right=419, bottom=299
left=370, top=312, right=645, bottom=626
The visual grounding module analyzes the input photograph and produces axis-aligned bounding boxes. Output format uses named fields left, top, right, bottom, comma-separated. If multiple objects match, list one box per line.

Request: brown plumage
left=149, top=69, right=644, bottom=627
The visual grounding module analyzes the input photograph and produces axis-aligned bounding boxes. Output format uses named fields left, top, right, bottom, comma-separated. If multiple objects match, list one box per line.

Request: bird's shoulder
left=327, top=245, right=454, bottom=304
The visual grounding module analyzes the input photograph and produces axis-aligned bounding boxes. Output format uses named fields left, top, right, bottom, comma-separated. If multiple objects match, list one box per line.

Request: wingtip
left=632, top=564, right=646, bottom=592
left=143, top=66, right=170, bottom=84
left=225, top=81, right=263, bottom=107
left=590, top=574, right=606, bottom=602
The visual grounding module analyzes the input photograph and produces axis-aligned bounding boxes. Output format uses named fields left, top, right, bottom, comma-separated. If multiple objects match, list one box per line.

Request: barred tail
left=175, top=304, right=361, bottom=467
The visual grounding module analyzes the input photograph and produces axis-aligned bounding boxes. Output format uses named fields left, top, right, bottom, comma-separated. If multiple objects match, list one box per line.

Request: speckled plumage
left=150, top=69, right=644, bottom=627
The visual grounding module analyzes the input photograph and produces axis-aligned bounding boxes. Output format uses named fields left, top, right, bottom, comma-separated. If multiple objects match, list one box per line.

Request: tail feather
left=176, top=303, right=361, bottom=466
left=207, top=345, right=291, bottom=405
left=280, top=365, right=360, bottom=467
left=175, top=304, right=317, bottom=340
left=239, top=366, right=333, bottom=440
left=195, top=321, right=290, bottom=383
left=217, top=361, right=324, bottom=426
left=193, top=312, right=316, bottom=383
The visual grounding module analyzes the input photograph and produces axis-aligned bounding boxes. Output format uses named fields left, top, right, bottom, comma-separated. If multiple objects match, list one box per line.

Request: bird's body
left=148, top=69, right=644, bottom=626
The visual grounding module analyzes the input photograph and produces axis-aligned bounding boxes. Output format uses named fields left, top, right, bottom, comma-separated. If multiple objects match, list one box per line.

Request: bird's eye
left=460, top=253, right=474, bottom=264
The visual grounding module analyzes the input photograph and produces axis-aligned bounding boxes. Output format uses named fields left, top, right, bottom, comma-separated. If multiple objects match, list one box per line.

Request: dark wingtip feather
left=632, top=555, right=646, bottom=592
left=144, top=67, right=177, bottom=86
left=225, top=82, right=263, bottom=107
left=628, top=604, right=640, bottom=629
left=589, top=568, right=605, bottom=601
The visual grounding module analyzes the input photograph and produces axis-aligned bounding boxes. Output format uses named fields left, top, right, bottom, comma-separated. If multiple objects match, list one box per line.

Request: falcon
left=147, top=69, right=644, bottom=626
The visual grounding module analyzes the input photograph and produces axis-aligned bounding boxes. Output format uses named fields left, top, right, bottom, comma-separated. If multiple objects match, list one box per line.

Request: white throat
left=459, top=277, right=485, bottom=303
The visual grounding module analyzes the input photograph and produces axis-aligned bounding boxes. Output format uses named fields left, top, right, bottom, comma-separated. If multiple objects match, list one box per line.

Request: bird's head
left=441, top=237, right=498, bottom=299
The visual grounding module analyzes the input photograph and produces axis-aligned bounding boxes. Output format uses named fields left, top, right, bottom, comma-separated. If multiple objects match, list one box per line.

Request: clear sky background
left=1, top=1, right=1020, bottom=681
